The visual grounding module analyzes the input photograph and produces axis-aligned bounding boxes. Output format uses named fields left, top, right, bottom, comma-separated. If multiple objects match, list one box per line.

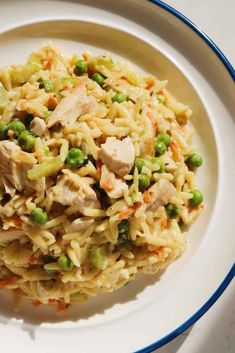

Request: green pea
left=118, top=220, right=129, bottom=234
left=154, top=139, right=167, bottom=156
left=134, top=158, right=146, bottom=173
left=151, top=157, right=165, bottom=173
left=91, top=73, right=105, bottom=86
left=165, top=203, right=180, bottom=219
left=186, top=153, right=203, bottom=169
left=74, top=60, right=88, bottom=75
left=117, top=233, right=128, bottom=244
left=156, top=132, right=171, bottom=146
left=139, top=174, right=150, bottom=191
left=0, top=121, right=7, bottom=140
left=189, top=189, right=203, bottom=207
left=57, top=255, right=74, bottom=271
left=39, top=78, right=53, bottom=92
left=18, top=131, right=36, bottom=152
left=112, top=92, right=126, bottom=103
left=66, top=147, right=85, bottom=168
left=7, top=120, right=26, bottom=138
left=30, top=207, right=48, bottom=226
left=117, top=220, right=129, bottom=244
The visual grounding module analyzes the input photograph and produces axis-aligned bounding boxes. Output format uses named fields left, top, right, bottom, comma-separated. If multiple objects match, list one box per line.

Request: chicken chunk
left=0, top=141, right=37, bottom=193
left=107, top=179, right=128, bottom=199
left=100, top=165, right=128, bottom=199
left=47, top=78, right=96, bottom=127
left=53, top=172, right=100, bottom=213
left=30, top=117, right=49, bottom=137
left=66, top=217, right=94, bottom=232
left=100, top=137, right=135, bottom=177
left=147, top=179, right=176, bottom=211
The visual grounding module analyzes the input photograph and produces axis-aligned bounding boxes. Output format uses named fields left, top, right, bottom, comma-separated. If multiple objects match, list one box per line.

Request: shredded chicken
left=0, top=141, right=38, bottom=194
left=108, top=179, right=128, bottom=199
left=100, top=165, right=128, bottom=199
left=47, top=78, right=97, bottom=127
left=53, top=172, right=100, bottom=213
left=30, top=117, right=49, bottom=137
left=100, top=165, right=115, bottom=190
left=100, top=137, right=135, bottom=177
left=147, top=179, right=176, bottom=211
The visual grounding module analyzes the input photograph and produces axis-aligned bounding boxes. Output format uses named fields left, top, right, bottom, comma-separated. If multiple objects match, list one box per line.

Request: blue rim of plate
left=135, top=1, right=235, bottom=352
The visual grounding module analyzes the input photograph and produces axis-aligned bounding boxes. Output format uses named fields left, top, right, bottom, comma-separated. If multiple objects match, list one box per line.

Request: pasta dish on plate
left=0, top=44, right=203, bottom=311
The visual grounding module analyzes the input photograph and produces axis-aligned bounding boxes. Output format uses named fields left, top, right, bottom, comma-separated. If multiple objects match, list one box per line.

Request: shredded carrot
left=145, top=138, right=155, bottom=156
left=87, top=63, right=96, bottom=76
left=100, top=172, right=115, bottom=192
left=102, top=177, right=115, bottom=192
left=43, top=58, right=53, bottom=70
left=118, top=204, right=141, bottom=220
left=58, top=302, right=67, bottom=312
left=119, top=208, right=134, bottom=220
left=145, top=80, right=155, bottom=90
left=156, top=246, right=165, bottom=261
left=47, top=96, right=58, bottom=111
left=48, top=299, right=67, bottom=312
left=12, top=214, right=22, bottom=229
left=0, top=276, right=17, bottom=288
left=96, top=159, right=103, bottom=180
left=160, top=218, right=168, bottom=229
left=170, top=140, right=181, bottom=162
left=32, top=300, right=42, bottom=307
left=48, top=299, right=57, bottom=305
left=143, top=190, right=152, bottom=204
left=82, top=51, right=90, bottom=61
left=132, top=202, right=142, bottom=210
left=29, top=254, right=43, bottom=265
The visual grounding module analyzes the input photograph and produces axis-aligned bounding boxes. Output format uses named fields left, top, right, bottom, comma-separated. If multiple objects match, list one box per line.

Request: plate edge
left=148, top=0, right=235, bottom=80
left=135, top=1, right=235, bottom=352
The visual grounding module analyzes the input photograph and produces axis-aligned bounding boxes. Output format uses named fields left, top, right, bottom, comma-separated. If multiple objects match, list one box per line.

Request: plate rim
left=135, top=1, right=235, bottom=352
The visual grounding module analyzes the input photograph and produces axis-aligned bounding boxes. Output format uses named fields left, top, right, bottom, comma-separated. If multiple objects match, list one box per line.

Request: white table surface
left=154, top=2, right=235, bottom=352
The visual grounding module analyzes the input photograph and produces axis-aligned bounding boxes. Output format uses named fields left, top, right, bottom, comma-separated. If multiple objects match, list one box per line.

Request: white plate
left=0, top=1, right=234, bottom=352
